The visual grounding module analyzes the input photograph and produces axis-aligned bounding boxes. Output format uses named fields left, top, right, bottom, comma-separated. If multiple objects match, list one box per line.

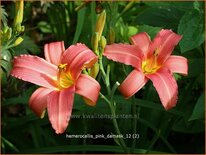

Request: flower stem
left=99, top=47, right=127, bottom=153
left=99, top=93, right=128, bottom=153
left=99, top=57, right=111, bottom=95
left=131, top=96, right=138, bottom=153
left=110, top=81, right=120, bottom=102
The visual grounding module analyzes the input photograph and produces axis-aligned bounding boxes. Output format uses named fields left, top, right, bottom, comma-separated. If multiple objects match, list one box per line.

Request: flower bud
left=75, top=1, right=89, bottom=11
left=91, top=32, right=99, bottom=54
left=121, top=1, right=138, bottom=15
left=16, top=23, right=22, bottom=32
left=109, top=27, right=115, bottom=44
left=3, top=26, right=9, bottom=34
left=21, top=26, right=25, bottom=32
left=5, top=28, right=12, bottom=40
left=13, top=0, right=24, bottom=27
left=0, top=30, right=3, bottom=37
left=95, top=10, right=106, bottom=41
left=2, top=27, right=12, bottom=41
left=14, top=37, right=23, bottom=46
left=90, top=62, right=99, bottom=78
left=100, top=36, right=107, bottom=50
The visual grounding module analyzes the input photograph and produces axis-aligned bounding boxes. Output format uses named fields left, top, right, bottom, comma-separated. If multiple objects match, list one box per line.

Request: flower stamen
left=142, top=50, right=161, bottom=74
left=58, top=63, right=67, bottom=72
left=57, top=64, right=73, bottom=89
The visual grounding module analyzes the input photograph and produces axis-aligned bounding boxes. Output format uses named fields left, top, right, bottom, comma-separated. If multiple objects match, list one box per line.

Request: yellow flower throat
left=57, top=64, right=73, bottom=89
left=141, top=49, right=161, bottom=74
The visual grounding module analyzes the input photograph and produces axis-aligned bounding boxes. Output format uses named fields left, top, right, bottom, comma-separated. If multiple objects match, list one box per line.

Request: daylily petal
left=10, top=55, right=57, bottom=89
left=157, top=31, right=182, bottom=64
left=47, top=85, right=75, bottom=134
left=130, top=32, right=151, bottom=57
left=147, top=29, right=182, bottom=64
left=75, top=74, right=100, bottom=106
left=62, top=43, right=98, bottom=79
left=147, top=29, right=173, bottom=58
left=146, top=68, right=178, bottom=110
left=148, top=29, right=182, bottom=64
left=103, top=44, right=143, bottom=69
left=44, top=41, right=65, bottom=66
left=29, top=87, right=53, bottom=118
left=119, top=69, right=148, bottom=98
left=164, top=55, right=188, bottom=75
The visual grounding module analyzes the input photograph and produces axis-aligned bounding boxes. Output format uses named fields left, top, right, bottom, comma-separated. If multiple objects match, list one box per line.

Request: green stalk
left=98, top=50, right=128, bottom=152
left=99, top=57, right=111, bottom=95
left=110, top=81, right=120, bottom=102
left=99, top=93, right=128, bottom=153
left=131, top=96, right=137, bottom=153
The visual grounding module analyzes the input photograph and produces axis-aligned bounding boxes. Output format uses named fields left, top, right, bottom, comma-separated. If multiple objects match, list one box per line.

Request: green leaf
left=188, top=58, right=204, bottom=77
left=115, top=95, right=184, bottom=116
left=189, top=93, right=204, bottom=121
left=178, top=10, right=204, bottom=53
left=136, top=99, right=184, bottom=116
left=135, top=7, right=183, bottom=29
left=144, top=1, right=194, bottom=11
left=1, top=70, right=7, bottom=86
left=193, top=1, right=201, bottom=11
left=193, top=1, right=204, bottom=12
left=1, top=6, right=8, bottom=26
left=2, top=86, right=36, bottom=105
left=37, top=21, right=52, bottom=33
left=72, top=8, right=86, bottom=44
left=29, top=122, right=44, bottom=148
left=137, top=25, right=161, bottom=39
left=138, top=118, right=176, bottom=153
left=3, top=96, right=28, bottom=105
left=1, top=137, right=19, bottom=152
left=1, top=59, right=12, bottom=73
left=3, top=114, right=42, bottom=130
left=73, top=94, right=87, bottom=110
left=172, top=118, right=204, bottom=133
left=127, top=26, right=138, bottom=38
left=1, top=49, right=12, bottom=62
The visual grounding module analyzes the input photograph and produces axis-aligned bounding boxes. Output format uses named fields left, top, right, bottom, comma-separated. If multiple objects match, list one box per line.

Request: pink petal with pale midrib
left=29, top=87, right=53, bottom=117
left=47, top=86, right=75, bottom=134
left=76, top=74, right=101, bottom=106
left=44, top=41, right=65, bottom=66
left=119, top=69, right=148, bottom=98
left=157, top=33, right=182, bottom=64
left=164, top=55, right=188, bottom=75
left=146, top=68, right=178, bottom=110
left=62, top=43, right=98, bottom=79
left=146, top=29, right=173, bottom=58
left=130, top=32, right=151, bottom=56
left=104, top=44, right=143, bottom=69
left=10, top=55, right=57, bottom=89
left=146, top=29, right=182, bottom=64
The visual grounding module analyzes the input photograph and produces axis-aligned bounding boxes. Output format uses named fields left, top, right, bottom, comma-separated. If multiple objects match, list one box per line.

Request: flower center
left=142, top=49, right=161, bottom=74
left=57, top=64, right=74, bottom=89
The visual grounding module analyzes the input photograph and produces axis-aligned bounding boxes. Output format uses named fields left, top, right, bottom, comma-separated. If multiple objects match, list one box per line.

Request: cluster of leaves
left=1, top=1, right=205, bottom=154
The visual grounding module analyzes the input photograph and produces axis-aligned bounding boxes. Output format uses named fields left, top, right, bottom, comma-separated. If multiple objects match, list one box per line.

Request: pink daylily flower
left=10, top=42, right=101, bottom=134
left=104, top=29, right=188, bottom=110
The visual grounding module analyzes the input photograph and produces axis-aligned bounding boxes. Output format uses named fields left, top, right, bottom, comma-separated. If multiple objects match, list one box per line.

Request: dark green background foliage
left=1, top=1, right=205, bottom=154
